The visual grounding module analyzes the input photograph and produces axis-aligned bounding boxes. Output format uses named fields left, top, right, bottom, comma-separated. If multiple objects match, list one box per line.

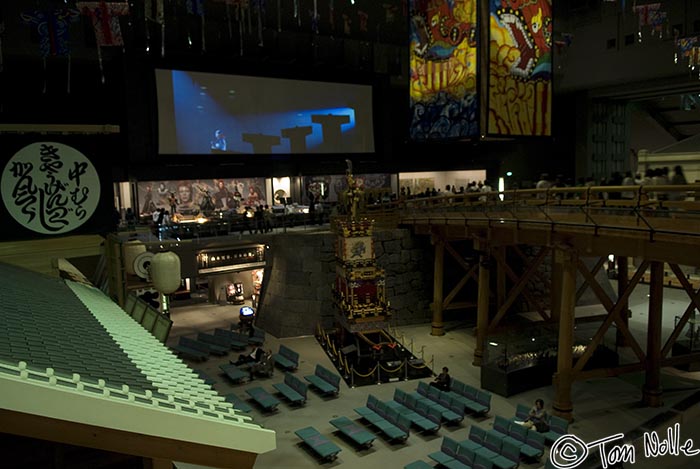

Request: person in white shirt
left=621, top=171, right=636, bottom=200
left=535, top=173, right=551, bottom=199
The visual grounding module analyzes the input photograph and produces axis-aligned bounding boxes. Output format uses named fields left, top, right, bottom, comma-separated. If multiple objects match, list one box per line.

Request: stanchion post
left=351, top=365, right=355, bottom=388
left=376, top=366, right=381, bottom=385
left=404, top=358, right=408, bottom=381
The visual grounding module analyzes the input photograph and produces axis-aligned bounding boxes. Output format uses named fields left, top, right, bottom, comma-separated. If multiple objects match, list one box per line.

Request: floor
left=166, top=279, right=700, bottom=469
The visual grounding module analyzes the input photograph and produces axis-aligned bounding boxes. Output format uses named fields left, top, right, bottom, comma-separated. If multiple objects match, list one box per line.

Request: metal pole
left=404, top=358, right=408, bottom=381
left=351, top=365, right=355, bottom=388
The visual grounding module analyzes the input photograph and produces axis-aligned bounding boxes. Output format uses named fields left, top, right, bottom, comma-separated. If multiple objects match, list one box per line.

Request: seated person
left=523, top=398, right=549, bottom=432
left=233, top=345, right=264, bottom=366
left=430, top=366, right=451, bottom=391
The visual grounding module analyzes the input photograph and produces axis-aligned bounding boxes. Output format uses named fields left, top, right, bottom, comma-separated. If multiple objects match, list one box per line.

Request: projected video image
left=156, top=70, right=375, bottom=155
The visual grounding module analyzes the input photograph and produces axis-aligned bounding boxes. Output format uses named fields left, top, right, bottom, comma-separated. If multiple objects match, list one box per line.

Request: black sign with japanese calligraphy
left=1, top=141, right=105, bottom=238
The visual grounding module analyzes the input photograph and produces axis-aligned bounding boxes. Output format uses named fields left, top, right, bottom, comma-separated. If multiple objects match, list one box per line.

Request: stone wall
left=256, top=228, right=432, bottom=338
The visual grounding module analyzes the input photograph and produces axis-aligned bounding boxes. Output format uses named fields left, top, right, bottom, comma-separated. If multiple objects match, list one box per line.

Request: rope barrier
left=352, top=365, right=379, bottom=378
left=378, top=362, right=404, bottom=373
left=407, top=361, right=430, bottom=369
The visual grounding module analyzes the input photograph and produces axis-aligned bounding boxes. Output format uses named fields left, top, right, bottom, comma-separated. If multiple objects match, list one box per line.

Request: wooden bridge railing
left=358, top=184, right=700, bottom=242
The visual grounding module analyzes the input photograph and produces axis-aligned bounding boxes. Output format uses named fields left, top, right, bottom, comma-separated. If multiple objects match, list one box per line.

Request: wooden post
left=473, top=242, right=490, bottom=366
left=616, top=256, right=630, bottom=346
left=496, top=246, right=506, bottom=311
left=643, top=261, right=664, bottom=407
left=550, top=252, right=563, bottom=322
left=431, top=234, right=445, bottom=336
left=552, top=247, right=576, bottom=421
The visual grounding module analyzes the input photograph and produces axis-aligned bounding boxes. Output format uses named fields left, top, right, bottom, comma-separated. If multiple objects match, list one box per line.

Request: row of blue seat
left=354, top=394, right=411, bottom=442
left=448, top=378, right=493, bottom=415
left=492, top=415, right=546, bottom=461
left=512, top=403, right=570, bottom=444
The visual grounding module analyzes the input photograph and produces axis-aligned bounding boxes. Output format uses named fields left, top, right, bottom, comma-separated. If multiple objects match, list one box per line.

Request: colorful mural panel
left=409, top=0, right=479, bottom=140
left=136, top=178, right=266, bottom=216
left=488, top=0, right=552, bottom=136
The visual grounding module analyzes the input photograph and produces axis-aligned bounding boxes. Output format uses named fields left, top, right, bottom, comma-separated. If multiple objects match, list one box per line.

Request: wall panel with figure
left=135, top=177, right=267, bottom=217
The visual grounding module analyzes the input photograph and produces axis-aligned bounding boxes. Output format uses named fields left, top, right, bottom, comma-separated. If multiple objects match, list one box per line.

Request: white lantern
left=123, top=240, right=146, bottom=275
left=151, top=251, right=182, bottom=294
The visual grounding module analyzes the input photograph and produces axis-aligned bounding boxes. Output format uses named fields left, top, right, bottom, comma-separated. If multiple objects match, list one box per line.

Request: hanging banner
left=408, top=0, right=479, bottom=141
left=633, top=2, right=667, bottom=40
left=487, top=0, right=552, bottom=137
left=76, top=1, right=130, bottom=83
left=20, top=8, right=80, bottom=93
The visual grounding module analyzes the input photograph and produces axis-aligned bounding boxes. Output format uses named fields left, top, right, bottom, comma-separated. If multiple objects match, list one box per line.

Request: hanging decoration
left=186, top=0, right=206, bottom=51
left=20, top=8, right=80, bottom=93
left=76, top=1, right=130, bottom=84
left=276, top=0, right=281, bottom=32
left=0, top=19, right=4, bottom=73
left=213, top=0, right=246, bottom=55
left=342, top=13, right=351, bottom=35
left=675, top=36, right=700, bottom=78
left=144, top=0, right=165, bottom=57
left=632, top=2, right=667, bottom=41
left=254, top=0, right=265, bottom=46
left=604, top=0, right=626, bottom=10
left=294, top=0, right=300, bottom=28
left=382, top=3, right=397, bottom=24
left=245, top=0, right=252, bottom=36
left=310, top=0, right=319, bottom=35
left=357, top=10, right=368, bottom=34
left=553, top=33, right=574, bottom=71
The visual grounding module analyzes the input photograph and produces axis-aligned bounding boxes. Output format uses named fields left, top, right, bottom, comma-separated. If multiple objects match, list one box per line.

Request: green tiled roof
left=0, top=262, right=154, bottom=392
left=0, top=261, right=275, bottom=456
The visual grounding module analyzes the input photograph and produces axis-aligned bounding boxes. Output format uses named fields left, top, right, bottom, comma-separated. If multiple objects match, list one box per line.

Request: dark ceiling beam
left=589, top=75, right=700, bottom=101
left=640, top=102, right=686, bottom=141
left=670, top=120, right=700, bottom=127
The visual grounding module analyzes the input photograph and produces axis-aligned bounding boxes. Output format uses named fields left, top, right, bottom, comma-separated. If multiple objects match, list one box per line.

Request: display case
left=480, top=323, right=619, bottom=397
left=672, top=314, right=700, bottom=371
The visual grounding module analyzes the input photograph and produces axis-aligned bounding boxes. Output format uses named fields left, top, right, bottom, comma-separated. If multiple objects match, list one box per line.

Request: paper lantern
left=123, top=240, right=146, bottom=275
left=151, top=251, right=181, bottom=294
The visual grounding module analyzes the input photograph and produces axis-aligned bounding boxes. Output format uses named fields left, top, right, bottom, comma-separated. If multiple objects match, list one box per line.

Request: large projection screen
left=156, top=69, right=375, bottom=155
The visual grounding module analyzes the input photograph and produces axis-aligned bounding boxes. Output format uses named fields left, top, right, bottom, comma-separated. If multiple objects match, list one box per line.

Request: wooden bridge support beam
left=550, top=255, right=563, bottom=323
left=496, top=246, right=507, bottom=312
left=473, top=241, right=490, bottom=366
left=552, top=247, right=576, bottom=422
left=643, top=261, right=664, bottom=407
left=431, top=234, right=445, bottom=336
left=616, top=256, right=630, bottom=347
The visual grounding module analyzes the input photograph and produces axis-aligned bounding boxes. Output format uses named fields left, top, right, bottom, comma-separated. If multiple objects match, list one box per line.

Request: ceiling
left=636, top=94, right=700, bottom=141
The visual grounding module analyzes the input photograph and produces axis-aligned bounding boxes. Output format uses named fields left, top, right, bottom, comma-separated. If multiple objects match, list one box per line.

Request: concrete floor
left=167, top=281, right=700, bottom=469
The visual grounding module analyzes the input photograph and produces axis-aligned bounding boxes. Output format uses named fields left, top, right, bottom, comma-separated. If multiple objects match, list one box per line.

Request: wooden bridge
left=360, top=184, right=700, bottom=421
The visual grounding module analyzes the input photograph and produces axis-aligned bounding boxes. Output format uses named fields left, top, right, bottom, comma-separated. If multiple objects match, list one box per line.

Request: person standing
left=669, top=165, right=688, bottom=201
left=210, top=129, right=227, bottom=151
left=125, top=208, right=136, bottom=230
left=308, top=192, right=316, bottom=225
left=167, top=192, right=178, bottom=215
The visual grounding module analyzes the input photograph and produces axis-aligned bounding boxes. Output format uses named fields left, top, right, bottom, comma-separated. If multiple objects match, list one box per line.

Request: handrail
left=361, top=183, right=700, bottom=241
